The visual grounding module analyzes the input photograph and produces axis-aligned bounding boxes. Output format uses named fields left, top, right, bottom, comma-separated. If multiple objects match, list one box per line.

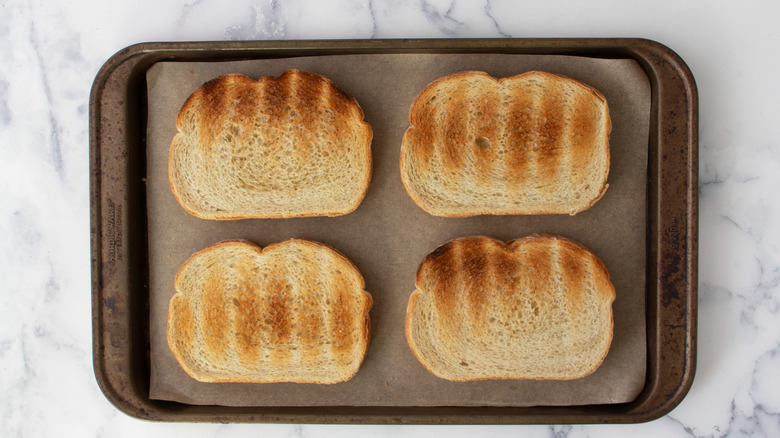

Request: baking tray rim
left=89, top=37, right=698, bottom=424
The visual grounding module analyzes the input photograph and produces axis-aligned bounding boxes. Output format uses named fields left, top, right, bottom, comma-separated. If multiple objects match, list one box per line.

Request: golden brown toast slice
left=169, top=70, right=373, bottom=219
left=168, top=239, right=372, bottom=384
left=406, top=234, right=614, bottom=381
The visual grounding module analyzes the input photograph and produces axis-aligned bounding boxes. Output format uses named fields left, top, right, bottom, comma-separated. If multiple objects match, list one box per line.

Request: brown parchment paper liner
left=146, top=53, right=650, bottom=407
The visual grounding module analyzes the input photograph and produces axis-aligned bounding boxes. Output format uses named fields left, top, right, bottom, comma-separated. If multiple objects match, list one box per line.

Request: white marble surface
left=1, top=0, right=779, bottom=436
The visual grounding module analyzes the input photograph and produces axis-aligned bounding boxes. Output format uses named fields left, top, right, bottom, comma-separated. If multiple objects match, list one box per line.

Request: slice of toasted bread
left=169, top=70, right=373, bottom=219
left=400, top=71, right=611, bottom=217
left=405, top=234, right=615, bottom=381
left=167, top=239, right=372, bottom=384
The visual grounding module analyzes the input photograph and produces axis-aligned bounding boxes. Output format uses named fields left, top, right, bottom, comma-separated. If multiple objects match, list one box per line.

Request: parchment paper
left=146, top=53, right=650, bottom=407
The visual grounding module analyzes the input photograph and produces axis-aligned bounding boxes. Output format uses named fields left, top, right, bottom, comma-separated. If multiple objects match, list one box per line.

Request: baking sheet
left=145, top=53, right=650, bottom=407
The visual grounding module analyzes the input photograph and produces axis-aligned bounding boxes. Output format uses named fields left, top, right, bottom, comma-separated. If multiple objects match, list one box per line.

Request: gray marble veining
left=1, top=0, right=779, bottom=436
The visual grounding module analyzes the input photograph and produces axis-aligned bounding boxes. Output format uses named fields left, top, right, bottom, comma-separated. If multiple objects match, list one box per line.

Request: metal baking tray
left=90, top=38, right=697, bottom=424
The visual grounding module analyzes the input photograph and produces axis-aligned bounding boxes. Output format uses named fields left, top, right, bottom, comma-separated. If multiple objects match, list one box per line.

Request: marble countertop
left=2, top=0, right=779, bottom=436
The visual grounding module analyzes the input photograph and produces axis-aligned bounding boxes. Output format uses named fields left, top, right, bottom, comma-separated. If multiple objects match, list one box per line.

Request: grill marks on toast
left=530, top=79, right=566, bottom=201
left=201, top=271, right=231, bottom=365
left=167, top=294, right=196, bottom=368
left=194, top=75, right=234, bottom=148
left=503, top=79, right=536, bottom=187
left=295, top=250, right=326, bottom=354
left=230, top=80, right=263, bottom=191
left=440, top=80, right=469, bottom=172
left=409, top=92, right=438, bottom=171
left=420, top=239, right=461, bottom=328
left=469, top=78, right=502, bottom=191
left=263, top=275, right=294, bottom=364
left=557, top=239, right=587, bottom=306
left=329, top=273, right=359, bottom=356
left=569, top=91, right=607, bottom=190
left=233, top=272, right=266, bottom=367
left=167, top=239, right=372, bottom=383
left=406, top=235, right=615, bottom=381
